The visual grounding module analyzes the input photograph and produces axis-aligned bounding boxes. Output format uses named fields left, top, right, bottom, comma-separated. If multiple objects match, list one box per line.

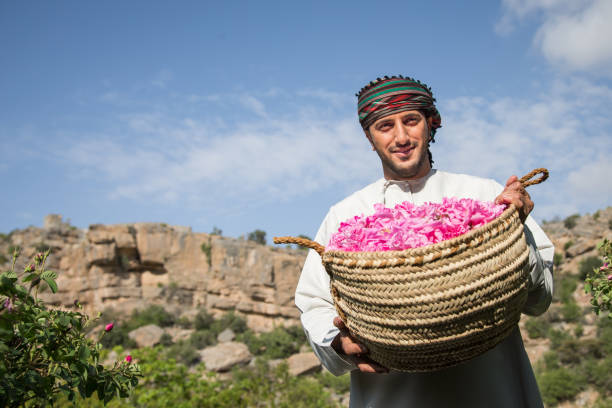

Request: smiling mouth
left=392, top=146, right=414, bottom=155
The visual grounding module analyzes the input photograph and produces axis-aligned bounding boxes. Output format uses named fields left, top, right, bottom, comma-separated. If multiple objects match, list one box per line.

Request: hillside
left=1, top=208, right=611, bottom=407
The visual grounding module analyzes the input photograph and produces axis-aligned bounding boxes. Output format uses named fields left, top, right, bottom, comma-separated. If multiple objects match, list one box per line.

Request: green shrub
left=537, top=351, right=561, bottom=371
left=247, top=229, right=267, bottom=245
left=574, top=323, right=583, bottom=337
left=524, top=317, right=550, bottom=339
left=189, top=329, right=216, bottom=349
left=200, top=242, right=212, bottom=266
left=54, top=349, right=340, bottom=408
left=554, top=275, right=578, bottom=303
left=597, top=319, right=612, bottom=354
left=609, top=219, right=612, bottom=230
left=164, top=341, right=200, bottom=366
left=553, top=252, right=563, bottom=267
left=193, top=308, right=215, bottom=330
left=537, top=367, right=585, bottom=406
left=314, top=371, right=350, bottom=394
left=585, top=355, right=612, bottom=395
left=564, top=241, right=574, bottom=251
left=211, top=310, right=248, bottom=335
left=561, top=299, right=582, bottom=322
left=593, top=396, right=612, bottom=408
left=579, top=255, right=603, bottom=280
left=159, top=333, right=173, bottom=346
left=594, top=210, right=601, bottom=220
left=128, top=305, right=176, bottom=329
left=176, top=316, right=192, bottom=329
left=564, top=214, right=580, bottom=229
left=548, top=328, right=572, bottom=350
left=238, top=326, right=307, bottom=359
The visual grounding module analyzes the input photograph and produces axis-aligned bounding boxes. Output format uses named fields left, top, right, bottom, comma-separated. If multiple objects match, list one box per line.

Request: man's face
left=365, top=110, right=433, bottom=181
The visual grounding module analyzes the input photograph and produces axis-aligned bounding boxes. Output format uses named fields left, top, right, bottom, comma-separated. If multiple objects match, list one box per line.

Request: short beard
left=375, top=144, right=431, bottom=180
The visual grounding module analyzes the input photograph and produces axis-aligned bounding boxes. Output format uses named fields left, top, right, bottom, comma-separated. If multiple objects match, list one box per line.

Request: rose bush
left=585, top=239, right=612, bottom=319
left=0, top=249, right=141, bottom=407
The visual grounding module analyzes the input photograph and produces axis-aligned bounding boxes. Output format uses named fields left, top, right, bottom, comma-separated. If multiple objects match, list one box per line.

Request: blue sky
left=1, top=0, right=611, bottom=241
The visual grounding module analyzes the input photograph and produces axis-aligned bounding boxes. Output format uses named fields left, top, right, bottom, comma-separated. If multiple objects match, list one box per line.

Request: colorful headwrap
left=357, top=76, right=442, bottom=133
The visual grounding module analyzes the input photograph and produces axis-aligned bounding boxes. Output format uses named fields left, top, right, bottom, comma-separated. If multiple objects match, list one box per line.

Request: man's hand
left=331, top=316, right=389, bottom=373
left=495, top=175, right=534, bottom=223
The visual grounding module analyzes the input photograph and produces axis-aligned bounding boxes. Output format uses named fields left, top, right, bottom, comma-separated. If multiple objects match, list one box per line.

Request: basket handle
left=518, top=168, right=548, bottom=188
left=273, top=236, right=326, bottom=256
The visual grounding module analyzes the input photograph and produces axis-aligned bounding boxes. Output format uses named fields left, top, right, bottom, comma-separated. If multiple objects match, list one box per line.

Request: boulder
left=128, top=324, right=164, bottom=348
left=286, top=352, right=321, bottom=376
left=217, top=328, right=235, bottom=343
left=566, top=239, right=596, bottom=258
left=199, top=342, right=252, bottom=372
left=168, top=328, right=194, bottom=343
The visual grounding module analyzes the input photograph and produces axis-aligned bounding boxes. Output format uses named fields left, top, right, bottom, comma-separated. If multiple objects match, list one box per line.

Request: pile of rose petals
left=327, top=197, right=506, bottom=252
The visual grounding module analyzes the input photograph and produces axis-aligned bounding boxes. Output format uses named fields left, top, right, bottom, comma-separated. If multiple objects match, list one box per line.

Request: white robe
left=295, top=169, right=553, bottom=408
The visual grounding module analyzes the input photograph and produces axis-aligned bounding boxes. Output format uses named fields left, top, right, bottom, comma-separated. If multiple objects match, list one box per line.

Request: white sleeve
left=521, top=216, right=554, bottom=316
left=294, top=209, right=356, bottom=376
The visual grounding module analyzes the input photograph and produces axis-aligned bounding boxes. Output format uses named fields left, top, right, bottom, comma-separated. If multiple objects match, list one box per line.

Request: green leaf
left=42, top=277, right=58, bottom=293
left=22, top=273, right=36, bottom=283
left=78, top=344, right=90, bottom=362
left=2, top=270, right=17, bottom=279
left=41, top=270, right=57, bottom=280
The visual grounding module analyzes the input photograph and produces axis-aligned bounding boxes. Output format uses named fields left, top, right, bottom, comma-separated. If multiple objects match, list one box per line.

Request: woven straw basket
left=274, top=168, right=548, bottom=372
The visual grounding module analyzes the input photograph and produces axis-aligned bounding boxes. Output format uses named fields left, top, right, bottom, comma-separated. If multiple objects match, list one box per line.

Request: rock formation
left=1, top=215, right=305, bottom=332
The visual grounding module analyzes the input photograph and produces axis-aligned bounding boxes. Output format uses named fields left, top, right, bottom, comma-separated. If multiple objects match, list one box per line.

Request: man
left=294, top=76, right=553, bottom=407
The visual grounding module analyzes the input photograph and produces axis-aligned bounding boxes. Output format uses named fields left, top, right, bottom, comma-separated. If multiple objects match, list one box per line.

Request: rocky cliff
left=1, top=215, right=305, bottom=332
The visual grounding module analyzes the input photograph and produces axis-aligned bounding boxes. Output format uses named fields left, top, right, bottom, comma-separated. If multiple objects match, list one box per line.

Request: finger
left=333, top=316, right=346, bottom=330
left=505, top=175, right=518, bottom=187
left=356, top=358, right=389, bottom=374
left=339, top=333, right=368, bottom=354
left=498, top=192, right=523, bottom=208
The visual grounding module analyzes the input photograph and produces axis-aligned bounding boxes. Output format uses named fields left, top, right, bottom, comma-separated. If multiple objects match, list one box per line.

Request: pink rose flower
left=125, top=355, right=133, bottom=363
left=105, top=323, right=114, bottom=332
left=327, top=198, right=506, bottom=252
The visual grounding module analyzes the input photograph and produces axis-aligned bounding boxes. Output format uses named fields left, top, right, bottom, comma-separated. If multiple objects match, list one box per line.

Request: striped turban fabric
left=357, top=76, right=442, bottom=132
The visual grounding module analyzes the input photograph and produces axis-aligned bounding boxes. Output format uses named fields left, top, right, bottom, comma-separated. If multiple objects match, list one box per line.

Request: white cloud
left=437, top=78, right=611, bottom=218
left=567, top=158, right=612, bottom=203
left=497, top=0, right=612, bottom=73
left=51, top=81, right=611, bottom=221
left=61, top=92, right=377, bottom=208
left=239, top=95, right=267, bottom=117
left=535, top=0, right=612, bottom=72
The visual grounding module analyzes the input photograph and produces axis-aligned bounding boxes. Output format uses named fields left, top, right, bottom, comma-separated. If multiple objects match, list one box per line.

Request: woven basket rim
left=323, top=203, right=517, bottom=259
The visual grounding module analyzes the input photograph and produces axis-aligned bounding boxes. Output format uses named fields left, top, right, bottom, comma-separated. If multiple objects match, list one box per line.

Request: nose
left=393, top=119, right=409, bottom=145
